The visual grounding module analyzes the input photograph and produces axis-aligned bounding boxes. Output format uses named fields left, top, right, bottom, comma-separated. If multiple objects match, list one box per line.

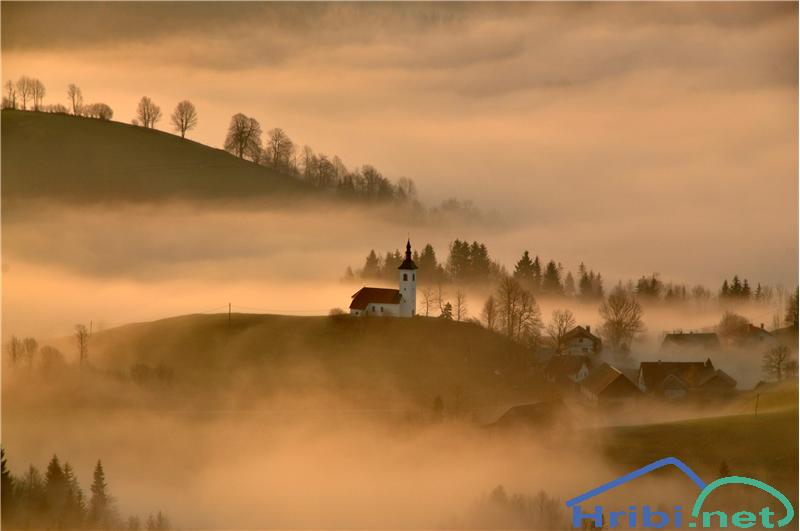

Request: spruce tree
left=63, top=462, right=86, bottom=528
left=89, top=460, right=110, bottom=527
left=1, top=448, right=14, bottom=525
left=44, top=455, right=68, bottom=526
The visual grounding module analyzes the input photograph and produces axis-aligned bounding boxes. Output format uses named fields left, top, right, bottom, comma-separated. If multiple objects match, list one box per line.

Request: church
left=349, top=240, right=417, bottom=317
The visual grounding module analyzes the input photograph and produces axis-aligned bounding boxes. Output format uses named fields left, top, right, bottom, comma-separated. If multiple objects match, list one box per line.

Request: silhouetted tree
left=786, top=287, right=799, bottom=327
left=762, top=345, right=792, bottom=381
left=635, top=273, right=663, bottom=300
left=542, top=260, right=563, bottom=295
left=31, top=79, right=46, bottom=111
left=45, top=455, right=68, bottom=526
left=482, top=295, right=498, bottom=332
left=1, top=449, right=14, bottom=523
left=170, top=100, right=198, bottom=139
left=455, top=289, right=468, bottom=321
left=23, top=337, right=38, bottom=368
left=84, top=103, right=113, bottom=120
left=67, top=84, right=83, bottom=115
left=88, top=460, right=111, bottom=527
left=75, top=324, right=89, bottom=366
left=547, top=309, right=576, bottom=353
left=5, top=80, right=17, bottom=109
left=136, top=97, right=162, bottom=128
left=440, top=302, right=453, bottom=320
left=265, top=128, right=294, bottom=169
left=598, top=286, right=644, bottom=351
left=6, top=335, right=24, bottom=367
left=16, top=76, right=33, bottom=110
left=63, top=462, right=86, bottom=528
left=223, top=113, right=262, bottom=161
left=360, top=250, right=380, bottom=279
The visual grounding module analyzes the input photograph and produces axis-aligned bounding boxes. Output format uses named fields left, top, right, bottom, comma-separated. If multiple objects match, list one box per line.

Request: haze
left=2, top=2, right=797, bottom=288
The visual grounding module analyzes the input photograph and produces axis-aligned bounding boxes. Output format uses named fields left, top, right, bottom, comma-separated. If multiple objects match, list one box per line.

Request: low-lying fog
left=3, top=200, right=793, bottom=340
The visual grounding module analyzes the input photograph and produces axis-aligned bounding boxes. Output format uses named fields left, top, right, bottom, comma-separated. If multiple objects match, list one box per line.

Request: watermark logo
left=566, top=457, right=795, bottom=529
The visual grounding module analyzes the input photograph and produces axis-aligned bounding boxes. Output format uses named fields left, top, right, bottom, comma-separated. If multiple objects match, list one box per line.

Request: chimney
left=586, top=325, right=591, bottom=334
left=760, top=323, right=765, bottom=330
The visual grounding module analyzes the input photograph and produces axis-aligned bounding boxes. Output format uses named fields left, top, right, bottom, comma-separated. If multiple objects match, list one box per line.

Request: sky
left=1, top=2, right=798, bottom=290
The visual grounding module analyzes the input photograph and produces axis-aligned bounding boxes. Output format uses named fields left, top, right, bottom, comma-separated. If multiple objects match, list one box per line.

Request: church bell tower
left=397, top=239, right=417, bottom=317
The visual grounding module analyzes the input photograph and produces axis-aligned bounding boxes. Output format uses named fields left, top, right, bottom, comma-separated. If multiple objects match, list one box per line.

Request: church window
left=413, top=273, right=415, bottom=281
left=403, top=273, right=408, bottom=281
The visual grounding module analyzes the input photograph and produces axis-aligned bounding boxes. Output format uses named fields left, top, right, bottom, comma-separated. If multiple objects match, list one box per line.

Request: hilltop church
left=349, top=240, right=417, bottom=318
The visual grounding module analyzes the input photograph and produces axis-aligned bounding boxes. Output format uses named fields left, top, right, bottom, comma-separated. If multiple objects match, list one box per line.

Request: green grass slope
left=1, top=110, right=311, bottom=202
left=599, top=406, right=798, bottom=500
left=82, top=313, right=543, bottom=410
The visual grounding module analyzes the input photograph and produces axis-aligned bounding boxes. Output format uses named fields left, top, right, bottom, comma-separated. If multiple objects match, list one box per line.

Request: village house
left=561, top=325, right=602, bottom=355
left=545, top=355, right=592, bottom=387
left=580, top=363, right=641, bottom=405
left=637, top=359, right=737, bottom=400
left=660, top=332, right=721, bottom=353
left=349, top=240, right=417, bottom=318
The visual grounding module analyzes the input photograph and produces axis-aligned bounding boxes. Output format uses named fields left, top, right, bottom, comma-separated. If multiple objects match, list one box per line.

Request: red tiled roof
left=349, top=287, right=401, bottom=310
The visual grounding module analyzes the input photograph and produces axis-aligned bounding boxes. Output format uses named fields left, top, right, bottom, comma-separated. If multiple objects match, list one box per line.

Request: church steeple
left=398, top=239, right=418, bottom=270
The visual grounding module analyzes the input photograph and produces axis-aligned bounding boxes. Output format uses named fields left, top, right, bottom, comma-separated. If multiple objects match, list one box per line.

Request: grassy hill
left=1, top=109, right=312, bottom=202
left=598, top=403, right=798, bottom=500
left=66, top=313, right=544, bottom=412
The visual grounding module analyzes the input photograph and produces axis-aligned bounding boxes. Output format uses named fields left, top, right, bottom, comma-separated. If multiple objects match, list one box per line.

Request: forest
left=0, top=450, right=170, bottom=530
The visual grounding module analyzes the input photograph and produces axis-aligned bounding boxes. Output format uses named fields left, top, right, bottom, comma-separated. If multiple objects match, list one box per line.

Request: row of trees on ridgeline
left=221, top=111, right=418, bottom=202
left=3, top=75, right=419, bottom=205
left=1, top=450, right=170, bottom=530
left=351, top=241, right=783, bottom=306
left=4, top=78, right=113, bottom=120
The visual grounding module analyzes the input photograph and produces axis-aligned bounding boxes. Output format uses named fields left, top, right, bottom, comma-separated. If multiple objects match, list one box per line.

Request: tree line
left=351, top=241, right=785, bottom=307
left=221, top=112, right=419, bottom=203
left=3, top=75, right=422, bottom=206
left=1, top=449, right=171, bottom=530
left=3, top=77, right=113, bottom=120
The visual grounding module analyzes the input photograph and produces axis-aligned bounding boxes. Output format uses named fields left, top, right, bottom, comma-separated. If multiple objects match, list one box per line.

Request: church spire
left=398, top=238, right=418, bottom=270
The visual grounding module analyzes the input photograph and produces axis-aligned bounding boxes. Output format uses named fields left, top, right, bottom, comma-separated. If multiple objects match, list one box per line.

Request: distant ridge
left=1, top=109, right=313, bottom=203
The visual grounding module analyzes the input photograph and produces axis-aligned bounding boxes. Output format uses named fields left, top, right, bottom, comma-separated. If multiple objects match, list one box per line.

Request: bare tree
left=16, top=76, right=33, bottom=110
left=420, top=287, right=434, bottom=317
left=136, top=96, right=162, bottom=128
left=495, top=275, right=541, bottom=343
left=762, top=345, right=792, bottom=381
left=482, top=295, right=497, bottom=331
left=547, top=309, right=576, bottom=353
left=5, top=336, right=23, bottom=367
left=265, top=128, right=294, bottom=168
left=455, top=289, right=468, bottom=321
left=5, top=80, right=16, bottom=109
left=598, top=286, right=644, bottom=351
left=67, top=84, right=83, bottom=115
left=223, top=113, right=262, bottom=161
left=22, top=337, right=38, bottom=368
left=75, top=324, right=89, bottom=366
left=497, top=275, right=524, bottom=339
left=31, top=79, right=46, bottom=110
left=84, top=103, right=113, bottom=120
left=434, top=283, right=446, bottom=315
left=170, top=100, right=198, bottom=138
left=517, top=290, right=543, bottom=345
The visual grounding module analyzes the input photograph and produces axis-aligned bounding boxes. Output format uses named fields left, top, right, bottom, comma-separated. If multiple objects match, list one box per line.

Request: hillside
left=1, top=110, right=312, bottom=203
left=52, top=313, right=544, bottom=412
left=598, top=403, right=798, bottom=501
